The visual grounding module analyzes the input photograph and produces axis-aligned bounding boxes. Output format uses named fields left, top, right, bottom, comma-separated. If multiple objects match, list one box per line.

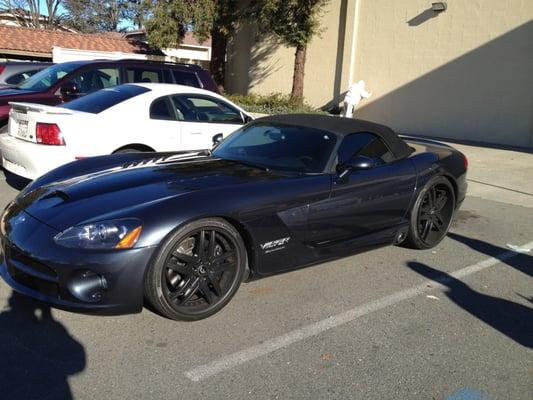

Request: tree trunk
left=291, top=43, right=307, bottom=103
left=210, top=27, right=228, bottom=93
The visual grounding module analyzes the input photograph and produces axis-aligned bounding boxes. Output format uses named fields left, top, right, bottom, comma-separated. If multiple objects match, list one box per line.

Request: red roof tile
left=0, top=25, right=154, bottom=55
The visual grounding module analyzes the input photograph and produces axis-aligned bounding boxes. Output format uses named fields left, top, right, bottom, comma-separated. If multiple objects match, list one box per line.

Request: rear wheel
left=115, top=148, right=142, bottom=154
left=403, top=176, right=455, bottom=249
left=144, top=218, right=246, bottom=321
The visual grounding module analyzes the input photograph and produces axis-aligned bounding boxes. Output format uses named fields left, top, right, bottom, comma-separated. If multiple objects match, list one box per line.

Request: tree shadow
left=226, top=24, right=281, bottom=94
left=447, top=232, right=532, bottom=278
left=406, top=262, right=532, bottom=349
left=0, top=291, right=86, bottom=400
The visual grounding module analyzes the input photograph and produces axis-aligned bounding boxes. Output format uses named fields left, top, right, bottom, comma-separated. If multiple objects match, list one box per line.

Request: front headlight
left=54, top=219, right=142, bottom=250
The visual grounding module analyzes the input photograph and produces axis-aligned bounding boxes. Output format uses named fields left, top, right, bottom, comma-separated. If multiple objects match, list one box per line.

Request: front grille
left=10, top=247, right=57, bottom=280
left=2, top=241, right=59, bottom=298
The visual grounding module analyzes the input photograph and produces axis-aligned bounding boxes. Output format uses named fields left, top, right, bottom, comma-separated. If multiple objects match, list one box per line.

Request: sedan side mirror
left=212, top=133, right=224, bottom=147
left=241, top=112, right=253, bottom=124
left=337, top=155, right=376, bottom=178
left=60, top=81, right=79, bottom=97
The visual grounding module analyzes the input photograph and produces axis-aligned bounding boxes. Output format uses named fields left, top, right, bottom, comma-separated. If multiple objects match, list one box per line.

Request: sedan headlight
left=54, top=219, right=142, bottom=250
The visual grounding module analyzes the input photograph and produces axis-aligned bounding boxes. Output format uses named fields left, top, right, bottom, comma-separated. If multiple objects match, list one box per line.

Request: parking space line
left=185, top=241, right=533, bottom=382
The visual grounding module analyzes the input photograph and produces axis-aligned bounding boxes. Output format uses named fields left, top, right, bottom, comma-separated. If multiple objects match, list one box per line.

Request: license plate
left=15, top=120, right=29, bottom=140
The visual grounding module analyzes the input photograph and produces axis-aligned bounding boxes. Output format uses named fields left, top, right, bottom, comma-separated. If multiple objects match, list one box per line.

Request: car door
left=170, top=94, right=245, bottom=150
left=146, top=95, right=182, bottom=151
left=60, top=66, right=121, bottom=101
left=306, top=132, right=417, bottom=246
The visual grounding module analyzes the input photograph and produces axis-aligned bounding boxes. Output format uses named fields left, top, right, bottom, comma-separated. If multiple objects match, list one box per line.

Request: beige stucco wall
left=226, top=0, right=356, bottom=109
left=354, top=0, right=533, bottom=148
left=226, top=0, right=533, bottom=148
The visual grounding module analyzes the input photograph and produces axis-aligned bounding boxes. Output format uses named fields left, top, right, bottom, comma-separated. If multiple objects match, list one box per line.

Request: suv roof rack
left=87, top=59, right=203, bottom=69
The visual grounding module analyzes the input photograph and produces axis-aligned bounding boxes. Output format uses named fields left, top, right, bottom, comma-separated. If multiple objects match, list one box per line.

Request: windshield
left=213, top=122, right=337, bottom=173
left=62, top=85, right=151, bottom=114
left=18, top=63, right=79, bottom=91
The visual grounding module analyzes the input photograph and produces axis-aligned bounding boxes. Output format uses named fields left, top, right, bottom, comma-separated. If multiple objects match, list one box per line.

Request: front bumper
left=0, top=203, right=157, bottom=315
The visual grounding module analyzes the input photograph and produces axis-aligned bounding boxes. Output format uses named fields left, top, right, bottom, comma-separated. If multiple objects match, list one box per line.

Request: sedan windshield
left=17, top=63, right=79, bottom=91
left=213, top=122, right=337, bottom=173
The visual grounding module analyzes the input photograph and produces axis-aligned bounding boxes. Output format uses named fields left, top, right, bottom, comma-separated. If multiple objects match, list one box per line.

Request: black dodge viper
left=0, top=114, right=467, bottom=320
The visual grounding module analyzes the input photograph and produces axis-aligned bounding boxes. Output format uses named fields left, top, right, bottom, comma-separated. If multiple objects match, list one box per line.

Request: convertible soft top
left=257, top=114, right=413, bottom=160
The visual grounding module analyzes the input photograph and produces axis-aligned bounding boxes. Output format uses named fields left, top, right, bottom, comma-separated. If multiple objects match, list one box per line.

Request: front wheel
left=144, top=218, right=246, bottom=321
left=403, top=176, right=455, bottom=249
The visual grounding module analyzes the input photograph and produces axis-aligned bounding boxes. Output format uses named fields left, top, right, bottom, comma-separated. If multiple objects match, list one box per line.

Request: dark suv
left=0, top=59, right=218, bottom=131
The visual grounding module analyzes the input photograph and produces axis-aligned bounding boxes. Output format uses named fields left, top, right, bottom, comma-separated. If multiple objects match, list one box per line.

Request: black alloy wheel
left=145, top=218, right=246, bottom=321
left=403, top=176, right=456, bottom=249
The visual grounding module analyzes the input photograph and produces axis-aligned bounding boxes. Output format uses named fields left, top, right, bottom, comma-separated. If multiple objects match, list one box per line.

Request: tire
left=115, top=148, right=143, bottom=154
left=403, top=176, right=456, bottom=249
left=144, top=218, right=247, bottom=321
left=0, top=124, right=7, bottom=134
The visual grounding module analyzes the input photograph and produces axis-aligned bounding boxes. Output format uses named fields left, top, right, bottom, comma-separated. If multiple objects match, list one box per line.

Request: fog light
left=67, top=270, right=107, bottom=303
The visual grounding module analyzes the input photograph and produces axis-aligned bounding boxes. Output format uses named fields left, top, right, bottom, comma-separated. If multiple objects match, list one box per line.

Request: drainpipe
left=347, top=0, right=361, bottom=86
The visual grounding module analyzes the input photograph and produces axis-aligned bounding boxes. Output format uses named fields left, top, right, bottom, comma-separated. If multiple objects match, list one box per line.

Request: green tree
left=62, top=0, right=130, bottom=32
left=0, top=0, right=63, bottom=29
left=143, top=0, right=240, bottom=92
left=254, top=0, right=329, bottom=102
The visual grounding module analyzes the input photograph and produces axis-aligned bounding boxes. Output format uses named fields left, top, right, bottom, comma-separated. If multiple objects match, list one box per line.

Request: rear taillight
left=36, top=123, right=64, bottom=145
left=463, top=154, right=468, bottom=170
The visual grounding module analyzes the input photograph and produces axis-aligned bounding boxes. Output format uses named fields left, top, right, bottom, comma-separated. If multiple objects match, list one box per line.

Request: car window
left=62, top=84, right=151, bottom=114
left=66, top=67, right=120, bottom=95
left=17, top=63, right=79, bottom=91
left=171, top=70, right=201, bottom=88
left=150, top=97, right=175, bottom=121
left=126, top=67, right=164, bottom=83
left=5, top=71, right=34, bottom=85
left=338, top=132, right=395, bottom=165
left=213, top=123, right=337, bottom=173
left=170, top=95, right=243, bottom=124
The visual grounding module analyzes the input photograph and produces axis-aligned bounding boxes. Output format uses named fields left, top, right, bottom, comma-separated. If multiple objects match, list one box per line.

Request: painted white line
left=185, top=241, right=533, bottom=382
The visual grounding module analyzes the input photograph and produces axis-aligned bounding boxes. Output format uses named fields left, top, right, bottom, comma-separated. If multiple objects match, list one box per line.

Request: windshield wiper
left=224, top=158, right=270, bottom=172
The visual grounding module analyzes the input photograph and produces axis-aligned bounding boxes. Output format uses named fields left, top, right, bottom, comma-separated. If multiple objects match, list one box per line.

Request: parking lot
left=0, top=143, right=532, bottom=400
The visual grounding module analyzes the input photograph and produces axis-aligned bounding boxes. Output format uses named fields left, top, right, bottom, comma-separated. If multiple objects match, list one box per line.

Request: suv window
left=150, top=96, right=175, bottom=120
left=67, top=67, right=120, bottom=95
left=171, top=70, right=201, bottom=88
left=338, top=132, right=395, bottom=165
left=171, top=94, right=243, bottom=123
left=126, top=67, right=165, bottom=83
left=5, top=70, right=40, bottom=85
left=18, top=63, right=79, bottom=91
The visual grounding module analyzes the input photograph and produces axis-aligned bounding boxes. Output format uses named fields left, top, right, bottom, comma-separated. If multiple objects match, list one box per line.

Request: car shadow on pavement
left=2, top=168, right=31, bottom=191
left=0, top=291, right=86, bottom=400
left=406, top=262, right=533, bottom=349
left=447, top=232, right=532, bottom=278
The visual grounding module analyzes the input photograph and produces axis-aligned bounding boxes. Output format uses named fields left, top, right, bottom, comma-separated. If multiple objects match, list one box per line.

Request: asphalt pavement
left=0, top=144, right=531, bottom=400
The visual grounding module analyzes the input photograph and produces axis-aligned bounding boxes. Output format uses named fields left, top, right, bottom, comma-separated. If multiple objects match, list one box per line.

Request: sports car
left=0, top=114, right=468, bottom=320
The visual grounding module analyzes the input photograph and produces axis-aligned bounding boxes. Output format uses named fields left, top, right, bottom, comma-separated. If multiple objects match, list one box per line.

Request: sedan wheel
left=404, top=176, right=455, bottom=249
left=145, top=218, right=246, bottom=320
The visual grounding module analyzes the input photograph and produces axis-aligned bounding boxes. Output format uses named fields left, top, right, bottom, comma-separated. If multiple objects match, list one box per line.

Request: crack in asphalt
left=467, top=178, right=533, bottom=196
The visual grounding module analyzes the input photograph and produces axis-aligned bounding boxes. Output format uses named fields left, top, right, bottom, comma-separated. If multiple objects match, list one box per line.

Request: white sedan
left=0, top=83, right=252, bottom=180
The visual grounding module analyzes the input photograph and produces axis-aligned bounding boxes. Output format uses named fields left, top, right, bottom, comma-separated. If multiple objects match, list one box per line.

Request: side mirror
left=60, top=82, right=79, bottom=96
left=212, top=133, right=224, bottom=147
left=241, top=112, right=253, bottom=124
left=336, top=155, right=376, bottom=178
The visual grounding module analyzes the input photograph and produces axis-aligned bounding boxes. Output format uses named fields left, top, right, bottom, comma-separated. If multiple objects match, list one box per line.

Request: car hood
left=16, top=155, right=277, bottom=231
